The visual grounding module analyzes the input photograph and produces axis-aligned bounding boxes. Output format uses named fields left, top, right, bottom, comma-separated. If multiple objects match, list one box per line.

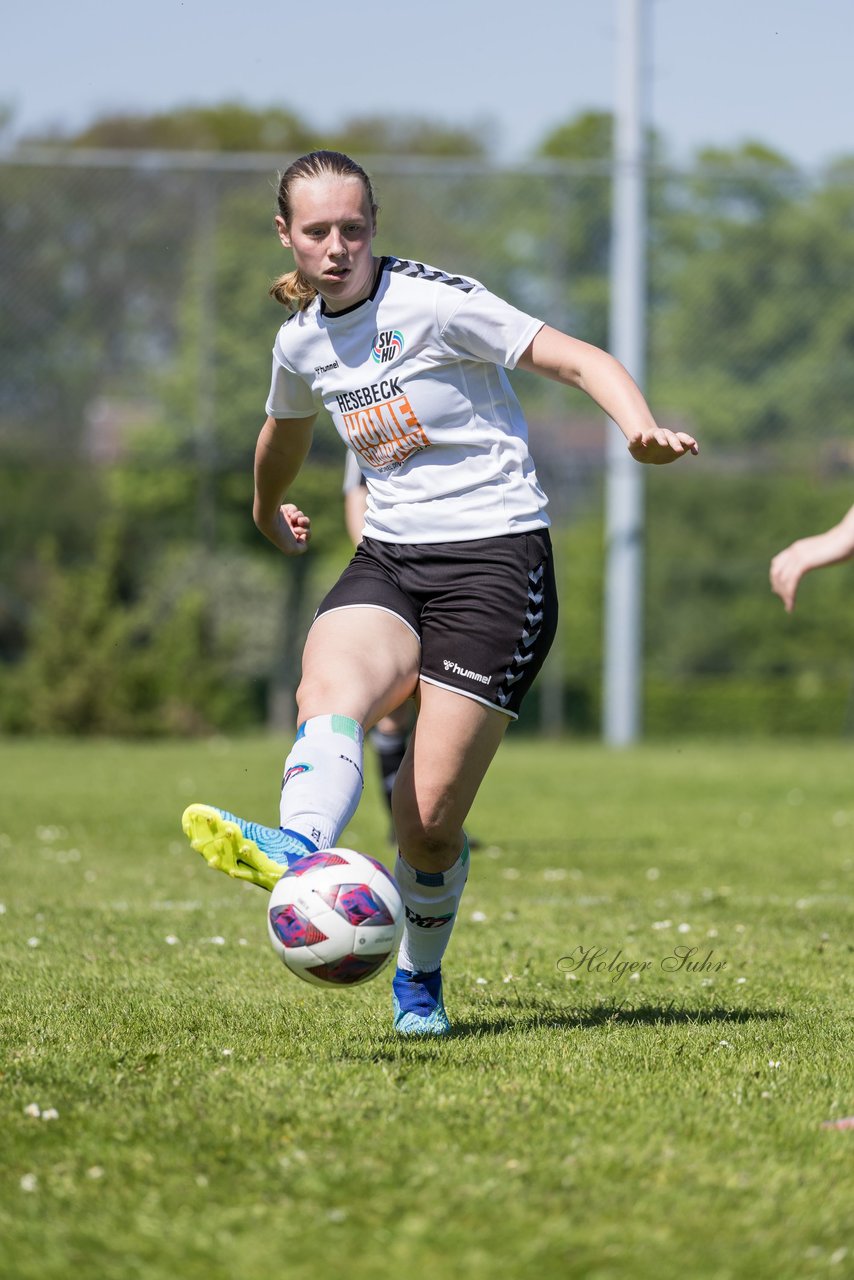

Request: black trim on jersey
left=387, top=257, right=476, bottom=293
left=319, top=257, right=390, bottom=319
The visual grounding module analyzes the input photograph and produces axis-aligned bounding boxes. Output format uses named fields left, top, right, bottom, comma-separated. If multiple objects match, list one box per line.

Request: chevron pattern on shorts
left=388, top=257, right=476, bottom=293
left=496, top=563, right=545, bottom=708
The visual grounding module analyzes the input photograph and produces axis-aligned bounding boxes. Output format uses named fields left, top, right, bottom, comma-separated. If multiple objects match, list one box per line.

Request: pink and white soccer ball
left=267, top=848, right=404, bottom=987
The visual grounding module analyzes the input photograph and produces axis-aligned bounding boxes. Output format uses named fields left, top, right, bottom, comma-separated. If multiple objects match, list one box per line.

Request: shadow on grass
left=351, top=1000, right=788, bottom=1058
left=444, top=1001, right=786, bottom=1038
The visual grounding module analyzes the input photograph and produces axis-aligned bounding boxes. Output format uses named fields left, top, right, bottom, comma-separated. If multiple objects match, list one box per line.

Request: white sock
left=279, top=714, right=364, bottom=850
left=395, top=841, right=470, bottom=974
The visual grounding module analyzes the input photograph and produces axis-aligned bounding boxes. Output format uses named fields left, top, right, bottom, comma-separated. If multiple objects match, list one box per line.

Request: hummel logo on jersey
left=405, top=905, right=454, bottom=929
left=443, top=659, right=492, bottom=686
left=371, top=329, right=404, bottom=364
left=314, top=360, right=339, bottom=374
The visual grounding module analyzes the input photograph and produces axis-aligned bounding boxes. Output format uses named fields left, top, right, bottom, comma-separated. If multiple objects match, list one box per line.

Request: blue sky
left=4, top=0, right=853, bottom=169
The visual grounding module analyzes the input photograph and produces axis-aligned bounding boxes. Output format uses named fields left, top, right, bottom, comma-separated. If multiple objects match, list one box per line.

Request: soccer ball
left=267, top=848, right=404, bottom=987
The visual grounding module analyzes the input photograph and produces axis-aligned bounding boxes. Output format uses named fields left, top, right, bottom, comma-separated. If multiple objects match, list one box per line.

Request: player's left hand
left=628, top=429, right=699, bottom=465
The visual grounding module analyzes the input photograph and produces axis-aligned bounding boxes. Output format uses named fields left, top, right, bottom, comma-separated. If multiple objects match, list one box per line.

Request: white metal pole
left=603, top=0, right=649, bottom=746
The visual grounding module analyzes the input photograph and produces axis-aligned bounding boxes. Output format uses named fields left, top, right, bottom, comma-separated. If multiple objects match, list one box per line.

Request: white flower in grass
left=707, top=928, right=719, bottom=938
left=830, top=1248, right=848, bottom=1265
left=164, top=935, right=180, bottom=946
left=646, top=867, right=660, bottom=880
left=20, top=1174, right=38, bottom=1193
left=470, top=911, right=487, bottom=923
left=502, top=974, right=516, bottom=984
left=717, top=1040, right=732, bottom=1050
left=221, top=1048, right=234, bottom=1057
left=0, top=903, right=6, bottom=914
left=207, top=936, right=226, bottom=946
left=475, top=977, right=488, bottom=985
left=86, top=1166, right=104, bottom=1180
left=735, top=977, right=747, bottom=984
left=652, top=920, right=672, bottom=931
left=761, top=1091, right=772, bottom=1099
left=27, top=937, right=40, bottom=948
left=769, top=1060, right=781, bottom=1070
left=677, top=923, right=691, bottom=933
left=238, top=938, right=249, bottom=947
left=629, top=972, right=640, bottom=982
left=24, top=1104, right=41, bottom=1117
left=41, top=1108, right=59, bottom=1121
left=327, top=1208, right=347, bottom=1223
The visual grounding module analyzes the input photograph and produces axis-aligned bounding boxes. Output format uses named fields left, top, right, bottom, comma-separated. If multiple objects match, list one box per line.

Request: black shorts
left=314, top=529, right=558, bottom=719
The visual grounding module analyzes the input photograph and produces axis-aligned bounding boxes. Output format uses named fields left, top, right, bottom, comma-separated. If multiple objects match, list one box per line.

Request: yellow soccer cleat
left=181, top=803, right=314, bottom=892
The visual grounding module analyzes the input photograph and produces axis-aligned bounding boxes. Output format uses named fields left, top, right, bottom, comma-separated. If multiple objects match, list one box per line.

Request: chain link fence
left=1, top=148, right=852, bottom=736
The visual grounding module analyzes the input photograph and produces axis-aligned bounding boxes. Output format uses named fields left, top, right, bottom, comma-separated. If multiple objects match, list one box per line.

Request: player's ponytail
left=271, top=150, right=378, bottom=312
left=269, top=269, right=317, bottom=311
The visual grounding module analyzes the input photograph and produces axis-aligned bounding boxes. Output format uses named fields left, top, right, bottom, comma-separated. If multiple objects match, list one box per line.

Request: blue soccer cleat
left=392, top=966, right=451, bottom=1036
left=181, top=803, right=316, bottom=892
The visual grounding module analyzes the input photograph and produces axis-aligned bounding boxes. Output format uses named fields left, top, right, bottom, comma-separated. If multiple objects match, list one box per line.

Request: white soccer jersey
left=266, top=256, right=549, bottom=543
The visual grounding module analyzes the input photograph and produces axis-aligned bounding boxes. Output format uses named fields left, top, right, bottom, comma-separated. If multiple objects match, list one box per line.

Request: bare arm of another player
left=769, top=503, right=854, bottom=613
left=518, top=326, right=698, bottom=464
left=253, top=414, right=317, bottom=555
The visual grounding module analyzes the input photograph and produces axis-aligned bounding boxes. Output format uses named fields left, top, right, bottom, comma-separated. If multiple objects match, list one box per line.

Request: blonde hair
left=269, top=150, right=378, bottom=311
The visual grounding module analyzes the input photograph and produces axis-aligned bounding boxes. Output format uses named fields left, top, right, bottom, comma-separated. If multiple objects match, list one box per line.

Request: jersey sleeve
left=342, top=448, right=366, bottom=494
left=265, top=334, right=317, bottom=419
left=438, top=284, right=544, bottom=369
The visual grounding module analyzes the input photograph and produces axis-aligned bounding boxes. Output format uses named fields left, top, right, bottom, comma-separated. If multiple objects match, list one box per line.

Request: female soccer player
left=770, top=503, right=854, bottom=612
left=182, top=149, right=699, bottom=1036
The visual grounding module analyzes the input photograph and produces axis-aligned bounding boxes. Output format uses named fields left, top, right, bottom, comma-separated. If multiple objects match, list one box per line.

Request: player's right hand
left=258, top=503, right=311, bottom=556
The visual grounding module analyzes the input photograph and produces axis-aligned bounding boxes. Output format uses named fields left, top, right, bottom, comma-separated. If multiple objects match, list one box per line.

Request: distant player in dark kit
left=182, top=150, right=699, bottom=1035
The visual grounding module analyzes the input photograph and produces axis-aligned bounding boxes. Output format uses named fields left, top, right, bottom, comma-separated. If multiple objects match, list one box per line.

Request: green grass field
left=2, top=734, right=853, bottom=1280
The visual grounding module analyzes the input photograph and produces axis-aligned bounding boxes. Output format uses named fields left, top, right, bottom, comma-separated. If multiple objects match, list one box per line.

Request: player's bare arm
left=770, top=502, right=854, bottom=612
left=253, top=414, right=317, bottom=555
left=518, top=325, right=699, bottom=465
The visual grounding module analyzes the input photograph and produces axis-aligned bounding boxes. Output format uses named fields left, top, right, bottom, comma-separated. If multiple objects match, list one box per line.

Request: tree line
left=0, top=104, right=852, bottom=736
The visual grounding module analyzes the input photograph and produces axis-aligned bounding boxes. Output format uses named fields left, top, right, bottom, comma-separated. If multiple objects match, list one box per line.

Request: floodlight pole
left=603, top=0, right=649, bottom=746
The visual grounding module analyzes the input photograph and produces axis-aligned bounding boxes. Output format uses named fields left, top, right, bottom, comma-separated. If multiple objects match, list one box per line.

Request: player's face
left=277, top=175, right=377, bottom=312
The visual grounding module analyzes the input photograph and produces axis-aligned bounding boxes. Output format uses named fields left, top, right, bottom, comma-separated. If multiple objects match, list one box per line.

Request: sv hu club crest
left=371, top=329, right=404, bottom=364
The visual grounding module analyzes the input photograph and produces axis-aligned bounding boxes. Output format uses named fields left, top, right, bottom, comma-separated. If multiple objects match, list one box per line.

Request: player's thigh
left=298, top=606, right=421, bottom=728
left=393, top=681, right=510, bottom=841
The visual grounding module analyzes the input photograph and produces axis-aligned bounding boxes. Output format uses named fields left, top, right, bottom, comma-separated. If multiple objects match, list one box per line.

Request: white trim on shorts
left=418, top=674, right=518, bottom=720
left=309, top=602, right=421, bottom=642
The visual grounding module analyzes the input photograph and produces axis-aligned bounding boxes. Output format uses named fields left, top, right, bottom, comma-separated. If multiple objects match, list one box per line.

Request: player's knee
left=294, top=670, right=351, bottom=721
left=393, top=801, right=460, bottom=870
